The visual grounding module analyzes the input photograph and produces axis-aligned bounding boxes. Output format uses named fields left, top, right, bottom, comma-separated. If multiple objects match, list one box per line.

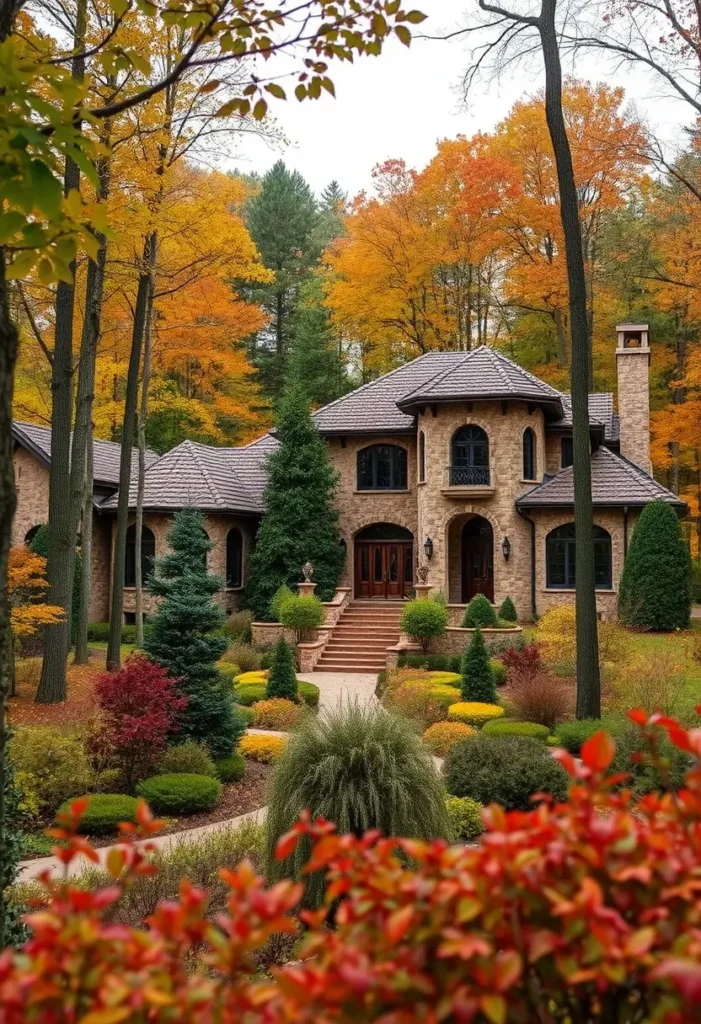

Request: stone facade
left=12, top=447, right=49, bottom=547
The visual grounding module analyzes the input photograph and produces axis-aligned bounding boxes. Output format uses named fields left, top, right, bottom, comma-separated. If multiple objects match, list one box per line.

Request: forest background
left=12, top=61, right=701, bottom=553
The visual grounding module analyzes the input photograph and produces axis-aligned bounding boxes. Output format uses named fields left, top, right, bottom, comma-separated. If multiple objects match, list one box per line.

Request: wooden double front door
left=355, top=541, right=413, bottom=599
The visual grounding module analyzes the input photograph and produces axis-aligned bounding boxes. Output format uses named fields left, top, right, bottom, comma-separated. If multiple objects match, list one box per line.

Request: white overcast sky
left=228, top=0, right=695, bottom=198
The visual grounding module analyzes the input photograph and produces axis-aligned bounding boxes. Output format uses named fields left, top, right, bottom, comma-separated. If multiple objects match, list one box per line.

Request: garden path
left=297, top=670, right=378, bottom=713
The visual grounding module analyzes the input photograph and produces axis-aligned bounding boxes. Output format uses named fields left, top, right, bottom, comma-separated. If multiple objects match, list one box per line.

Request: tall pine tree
left=246, top=383, right=344, bottom=620
left=144, top=509, right=241, bottom=757
left=288, top=277, right=349, bottom=407
left=244, top=161, right=319, bottom=401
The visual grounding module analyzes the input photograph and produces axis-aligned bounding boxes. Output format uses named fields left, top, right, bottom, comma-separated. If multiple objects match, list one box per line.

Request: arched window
left=450, top=425, right=489, bottom=486
left=418, top=431, right=426, bottom=483
left=357, top=445, right=407, bottom=491
left=226, top=527, right=243, bottom=588
left=523, top=428, right=537, bottom=480
left=125, top=524, right=155, bottom=588
left=24, top=524, right=42, bottom=547
left=546, top=523, right=612, bottom=590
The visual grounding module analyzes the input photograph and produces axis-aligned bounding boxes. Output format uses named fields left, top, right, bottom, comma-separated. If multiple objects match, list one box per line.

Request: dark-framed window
left=523, top=428, right=536, bottom=480
left=546, top=522, right=612, bottom=589
left=125, top=524, right=155, bottom=588
left=357, top=445, right=408, bottom=491
left=226, top=527, right=243, bottom=588
left=450, top=425, right=489, bottom=486
left=418, top=431, right=426, bottom=482
left=561, top=436, right=574, bottom=468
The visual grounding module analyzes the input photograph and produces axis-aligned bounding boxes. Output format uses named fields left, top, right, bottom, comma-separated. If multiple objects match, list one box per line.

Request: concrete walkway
left=18, top=672, right=381, bottom=883
left=692, top=605, right=701, bottom=619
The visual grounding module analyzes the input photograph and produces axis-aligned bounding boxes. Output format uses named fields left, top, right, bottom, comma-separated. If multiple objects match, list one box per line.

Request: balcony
left=441, top=464, right=495, bottom=498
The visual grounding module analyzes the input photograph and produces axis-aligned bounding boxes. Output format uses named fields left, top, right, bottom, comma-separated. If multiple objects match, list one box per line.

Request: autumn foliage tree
left=7, top=547, right=62, bottom=651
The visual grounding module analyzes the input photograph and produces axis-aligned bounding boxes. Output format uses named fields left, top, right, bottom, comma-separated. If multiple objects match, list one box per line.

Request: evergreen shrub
left=144, top=509, right=240, bottom=757
left=448, top=702, right=504, bottom=727
left=461, top=593, right=497, bottom=628
left=400, top=600, right=448, bottom=651
left=298, top=682, right=320, bottom=708
left=490, top=659, right=508, bottom=686
left=270, top=584, right=294, bottom=622
left=482, top=720, right=550, bottom=742
left=265, top=702, right=451, bottom=907
left=213, top=754, right=246, bottom=783
left=618, top=499, right=692, bottom=630
left=57, top=794, right=139, bottom=835
left=461, top=628, right=497, bottom=703
left=136, top=773, right=221, bottom=815
left=445, top=796, right=484, bottom=842
left=158, top=742, right=216, bottom=778
left=265, top=637, right=298, bottom=702
left=498, top=596, right=517, bottom=622
left=279, top=594, right=325, bottom=643
left=234, top=683, right=266, bottom=706
left=10, top=727, right=92, bottom=818
left=445, top=734, right=568, bottom=811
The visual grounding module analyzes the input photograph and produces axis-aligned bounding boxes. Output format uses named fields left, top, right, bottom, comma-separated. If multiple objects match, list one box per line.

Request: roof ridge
left=397, top=349, right=475, bottom=403
left=492, top=348, right=562, bottom=397
left=603, top=447, right=678, bottom=500
left=312, top=352, right=446, bottom=419
left=488, top=348, right=514, bottom=391
left=177, top=443, right=225, bottom=509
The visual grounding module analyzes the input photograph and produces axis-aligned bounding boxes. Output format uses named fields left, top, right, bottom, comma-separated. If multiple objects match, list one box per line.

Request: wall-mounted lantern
left=501, top=536, right=511, bottom=561
left=424, top=536, right=434, bottom=561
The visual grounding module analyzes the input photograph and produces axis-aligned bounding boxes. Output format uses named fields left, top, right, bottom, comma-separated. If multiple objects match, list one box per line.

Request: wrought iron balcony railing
left=446, top=465, right=490, bottom=487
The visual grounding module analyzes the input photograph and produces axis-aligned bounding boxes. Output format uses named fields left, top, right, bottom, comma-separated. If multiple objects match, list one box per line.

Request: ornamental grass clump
left=460, top=628, right=497, bottom=703
left=265, top=701, right=450, bottom=906
left=461, top=593, right=497, bottom=628
left=445, top=733, right=568, bottom=811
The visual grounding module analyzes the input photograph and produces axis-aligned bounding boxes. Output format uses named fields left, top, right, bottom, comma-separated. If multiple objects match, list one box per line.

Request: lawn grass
left=624, top=623, right=701, bottom=718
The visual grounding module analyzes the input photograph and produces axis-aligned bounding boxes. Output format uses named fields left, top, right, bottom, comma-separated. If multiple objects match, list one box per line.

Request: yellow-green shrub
left=429, top=671, right=462, bottom=688
left=448, top=702, right=504, bottom=727
left=251, top=698, right=307, bottom=731
left=234, top=670, right=268, bottom=685
left=238, top=734, right=286, bottom=763
left=10, top=726, right=93, bottom=819
left=384, top=680, right=451, bottom=725
left=422, top=721, right=474, bottom=757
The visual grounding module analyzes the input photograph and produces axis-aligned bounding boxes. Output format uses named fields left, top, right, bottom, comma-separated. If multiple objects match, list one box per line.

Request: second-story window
left=418, top=431, right=426, bottom=482
left=357, top=444, right=408, bottom=490
left=523, top=427, right=537, bottom=480
left=561, top=436, right=574, bottom=468
left=450, top=425, right=489, bottom=486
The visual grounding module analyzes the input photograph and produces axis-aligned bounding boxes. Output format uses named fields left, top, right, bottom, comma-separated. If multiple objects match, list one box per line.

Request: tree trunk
left=539, top=0, right=601, bottom=718
left=0, top=244, right=19, bottom=948
left=74, top=421, right=93, bottom=665
left=106, top=236, right=153, bottom=671
left=135, top=235, right=157, bottom=648
left=35, top=0, right=87, bottom=704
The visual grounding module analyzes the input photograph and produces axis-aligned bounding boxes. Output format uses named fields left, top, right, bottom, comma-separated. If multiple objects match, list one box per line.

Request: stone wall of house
left=530, top=507, right=640, bottom=620
left=90, top=515, right=112, bottom=621
left=416, top=400, right=547, bottom=622
left=12, top=446, right=49, bottom=546
left=326, top=435, right=419, bottom=591
left=116, top=511, right=258, bottom=621
left=545, top=433, right=566, bottom=475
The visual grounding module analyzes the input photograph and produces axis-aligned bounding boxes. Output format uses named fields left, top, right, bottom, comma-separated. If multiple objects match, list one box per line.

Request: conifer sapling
left=461, top=628, right=497, bottom=703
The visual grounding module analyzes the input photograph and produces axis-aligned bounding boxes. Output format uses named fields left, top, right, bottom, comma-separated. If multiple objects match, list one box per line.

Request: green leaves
left=30, top=160, right=63, bottom=218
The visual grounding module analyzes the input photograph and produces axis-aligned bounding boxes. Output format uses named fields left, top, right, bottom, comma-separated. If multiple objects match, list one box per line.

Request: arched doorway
left=461, top=516, right=494, bottom=603
left=354, top=523, right=413, bottom=599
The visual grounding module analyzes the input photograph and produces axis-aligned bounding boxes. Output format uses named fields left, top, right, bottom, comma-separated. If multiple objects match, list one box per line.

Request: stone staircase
left=314, top=600, right=404, bottom=673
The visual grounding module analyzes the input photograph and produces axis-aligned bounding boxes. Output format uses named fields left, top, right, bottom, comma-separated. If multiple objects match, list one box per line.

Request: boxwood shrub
left=158, top=742, right=216, bottom=777
left=213, top=753, right=246, bottom=783
left=298, top=682, right=320, bottom=708
left=136, top=773, right=222, bottom=814
left=445, top=795, right=484, bottom=842
left=447, top=702, right=504, bottom=727
left=233, top=683, right=267, bottom=706
left=482, top=719, right=550, bottom=742
left=57, top=794, right=139, bottom=835
left=444, top=733, right=569, bottom=811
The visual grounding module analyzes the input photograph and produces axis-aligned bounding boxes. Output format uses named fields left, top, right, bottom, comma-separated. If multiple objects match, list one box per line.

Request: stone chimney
left=616, top=322, right=651, bottom=475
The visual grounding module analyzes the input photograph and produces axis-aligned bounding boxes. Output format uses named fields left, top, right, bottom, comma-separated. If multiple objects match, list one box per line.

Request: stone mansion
left=12, top=322, right=686, bottom=627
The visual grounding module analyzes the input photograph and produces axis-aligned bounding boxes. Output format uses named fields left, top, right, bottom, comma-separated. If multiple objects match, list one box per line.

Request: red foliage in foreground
left=3, top=711, right=701, bottom=1022
left=92, top=654, right=188, bottom=788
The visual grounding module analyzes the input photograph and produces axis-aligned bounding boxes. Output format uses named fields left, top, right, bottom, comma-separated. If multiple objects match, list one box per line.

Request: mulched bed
left=10, top=651, right=102, bottom=728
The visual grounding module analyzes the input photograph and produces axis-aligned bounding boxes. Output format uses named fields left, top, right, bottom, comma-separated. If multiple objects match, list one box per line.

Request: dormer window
left=357, top=445, right=408, bottom=491
left=450, top=426, right=489, bottom=486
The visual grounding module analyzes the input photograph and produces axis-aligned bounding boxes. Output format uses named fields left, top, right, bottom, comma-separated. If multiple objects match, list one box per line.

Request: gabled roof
left=396, top=347, right=564, bottom=414
left=12, top=421, right=159, bottom=487
left=551, top=394, right=619, bottom=444
left=313, top=352, right=467, bottom=435
left=516, top=447, right=687, bottom=510
left=99, top=433, right=277, bottom=514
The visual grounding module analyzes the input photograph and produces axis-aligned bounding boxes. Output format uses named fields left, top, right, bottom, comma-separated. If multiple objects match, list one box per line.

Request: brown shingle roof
left=99, top=433, right=277, bottom=513
left=551, top=394, right=619, bottom=444
left=12, top=421, right=159, bottom=487
left=396, top=347, right=564, bottom=412
left=517, top=447, right=687, bottom=510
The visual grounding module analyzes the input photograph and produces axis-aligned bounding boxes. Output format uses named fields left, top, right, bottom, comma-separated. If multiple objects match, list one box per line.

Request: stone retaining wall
left=386, top=625, right=523, bottom=668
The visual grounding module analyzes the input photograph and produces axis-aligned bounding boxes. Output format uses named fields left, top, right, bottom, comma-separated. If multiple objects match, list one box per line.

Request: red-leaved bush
left=500, top=641, right=543, bottom=684
left=91, top=654, right=187, bottom=790
left=3, top=710, right=701, bottom=1021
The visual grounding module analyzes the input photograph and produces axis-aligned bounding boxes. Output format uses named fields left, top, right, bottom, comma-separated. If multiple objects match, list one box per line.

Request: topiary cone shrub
left=460, top=627, right=497, bottom=703
left=265, top=636, right=299, bottom=702
left=618, top=499, right=692, bottom=630
left=401, top=599, right=448, bottom=652
left=265, top=701, right=450, bottom=907
left=498, top=595, right=517, bottom=622
left=461, top=593, right=497, bottom=628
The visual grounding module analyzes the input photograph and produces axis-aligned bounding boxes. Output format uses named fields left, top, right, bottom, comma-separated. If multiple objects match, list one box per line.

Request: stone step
left=338, top=615, right=402, bottom=625
left=325, top=638, right=394, bottom=648
left=318, top=652, right=387, bottom=664
left=315, top=664, right=383, bottom=673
